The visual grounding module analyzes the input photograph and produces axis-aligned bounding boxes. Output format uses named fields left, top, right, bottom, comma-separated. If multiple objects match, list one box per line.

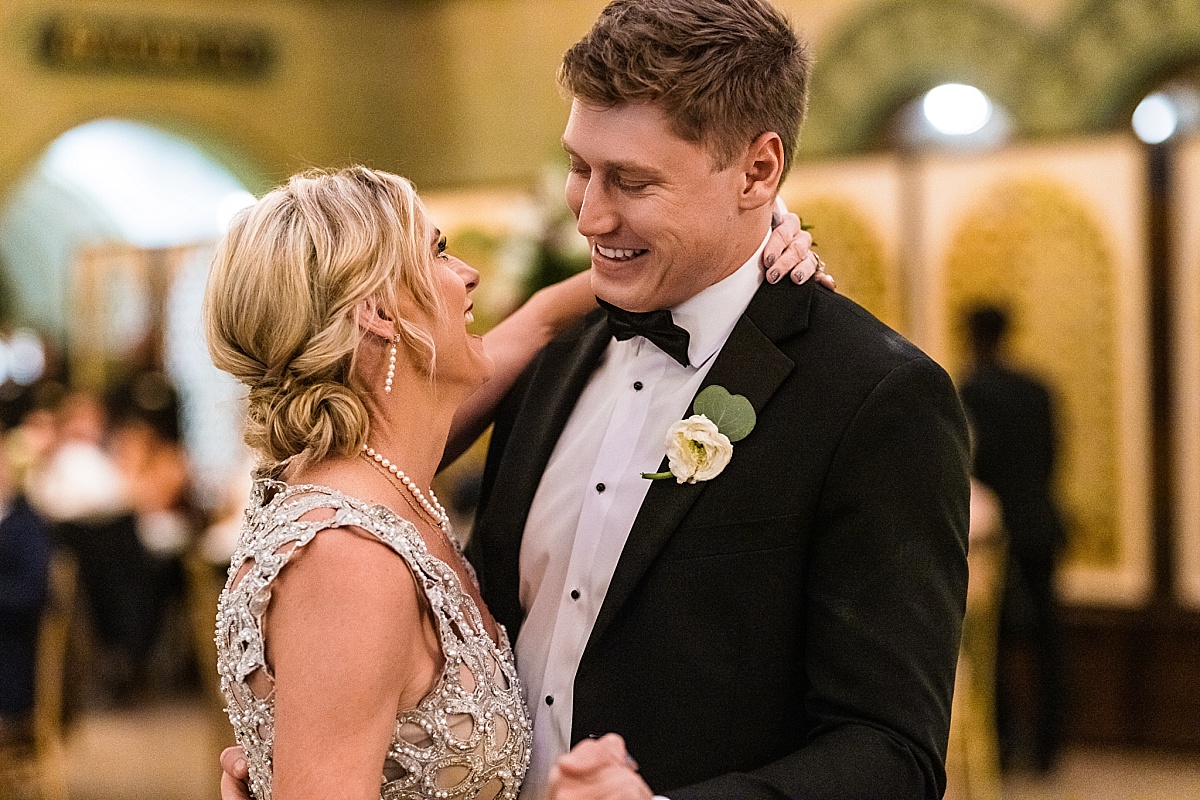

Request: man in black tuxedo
left=467, top=1, right=971, bottom=798
left=959, top=304, right=1066, bottom=773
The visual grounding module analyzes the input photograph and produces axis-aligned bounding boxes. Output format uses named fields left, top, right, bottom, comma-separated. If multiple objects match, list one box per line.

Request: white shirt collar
left=670, top=228, right=769, bottom=368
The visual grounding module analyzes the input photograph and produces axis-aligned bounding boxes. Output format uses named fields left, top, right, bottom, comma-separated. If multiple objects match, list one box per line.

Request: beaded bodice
left=215, top=478, right=530, bottom=800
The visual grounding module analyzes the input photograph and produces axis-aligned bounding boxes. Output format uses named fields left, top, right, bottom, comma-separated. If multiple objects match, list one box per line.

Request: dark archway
left=802, top=0, right=1060, bottom=158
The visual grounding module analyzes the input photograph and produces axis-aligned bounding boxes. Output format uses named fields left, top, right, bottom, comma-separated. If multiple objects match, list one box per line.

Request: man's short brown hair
left=559, top=0, right=811, bottom=177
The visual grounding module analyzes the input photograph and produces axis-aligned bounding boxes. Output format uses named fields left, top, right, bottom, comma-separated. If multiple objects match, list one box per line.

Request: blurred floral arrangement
left=520, top=168, right=591, bottom=300
left=422, top=165, right=591, bottom=332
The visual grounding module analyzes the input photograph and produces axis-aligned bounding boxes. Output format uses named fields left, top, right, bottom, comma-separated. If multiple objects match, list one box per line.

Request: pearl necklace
left=361, top=444, right=450, bottom=532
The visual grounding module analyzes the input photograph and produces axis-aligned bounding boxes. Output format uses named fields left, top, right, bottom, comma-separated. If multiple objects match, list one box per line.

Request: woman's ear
left=354, top=299, right=395, bottom=340
left=739, top=131, right=785, bottom=211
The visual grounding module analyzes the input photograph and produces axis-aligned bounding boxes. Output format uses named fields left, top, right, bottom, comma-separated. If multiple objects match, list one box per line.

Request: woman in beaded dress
left=206, top=166, right=576, bottom=800
left=205, top=166, right=821, bottom=800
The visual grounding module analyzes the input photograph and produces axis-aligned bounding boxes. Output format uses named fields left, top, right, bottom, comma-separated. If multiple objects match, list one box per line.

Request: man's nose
left=575, top=181, right=618, bottom=238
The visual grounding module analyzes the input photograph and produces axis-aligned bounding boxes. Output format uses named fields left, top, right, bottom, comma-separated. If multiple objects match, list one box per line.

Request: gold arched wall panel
left=942, top=179, right=1119, bottom=568
left=781, top=155, right=905, bottom=333
left=919, top=137, right=1150, bottom=606
left=790, top=198, right=896, bottom=329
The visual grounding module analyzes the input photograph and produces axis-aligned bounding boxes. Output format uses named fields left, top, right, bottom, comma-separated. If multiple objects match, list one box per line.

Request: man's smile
left=594, top=244, right=648, bottom=262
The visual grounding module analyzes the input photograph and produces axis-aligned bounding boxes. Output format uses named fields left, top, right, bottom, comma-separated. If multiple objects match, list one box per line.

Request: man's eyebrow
left=561, top=142, right=666, bottom=179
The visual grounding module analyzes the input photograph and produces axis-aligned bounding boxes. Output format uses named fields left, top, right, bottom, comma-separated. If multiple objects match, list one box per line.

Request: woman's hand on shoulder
left=549, top=734, right=653, bottom=800
left=763, top=200, right=835, bottom=290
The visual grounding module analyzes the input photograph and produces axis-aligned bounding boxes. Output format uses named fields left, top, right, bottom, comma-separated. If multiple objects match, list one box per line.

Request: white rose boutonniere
left=642, top=385, right=756, bottom=484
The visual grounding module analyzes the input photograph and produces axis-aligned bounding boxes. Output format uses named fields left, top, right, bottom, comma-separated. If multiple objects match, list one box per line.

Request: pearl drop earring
left=384, top=335, right=398, bottom=393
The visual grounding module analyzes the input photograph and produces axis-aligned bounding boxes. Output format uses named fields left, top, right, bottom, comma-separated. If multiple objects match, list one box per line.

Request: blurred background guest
left=25, top=389, right=142, bottom=704
left=0, top=428, right=50, bottom=742
left=107, top=371, right=197, bottom=693
left=960, top=303, right=1067, bottom=775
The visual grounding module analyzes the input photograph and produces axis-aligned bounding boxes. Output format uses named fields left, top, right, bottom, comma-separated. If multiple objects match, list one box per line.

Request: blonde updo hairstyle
left=203, top=166, right=445, bottom=466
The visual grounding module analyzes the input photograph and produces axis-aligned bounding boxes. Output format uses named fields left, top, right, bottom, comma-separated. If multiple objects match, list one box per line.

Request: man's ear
left=354, top=298, right=395, bottom=340
left=739, top=131, right=785, bottom=211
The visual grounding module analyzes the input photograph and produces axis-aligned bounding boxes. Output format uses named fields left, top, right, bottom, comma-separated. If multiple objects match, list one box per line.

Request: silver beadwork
left=214, top=476, right=530, bottom=800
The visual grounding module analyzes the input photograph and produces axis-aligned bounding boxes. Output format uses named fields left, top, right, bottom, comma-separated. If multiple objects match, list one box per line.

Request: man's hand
left=549, top=734, right=653, bottom=800
left=765, top=201, right=835, bottom=290
left=219, top=745, right=251, bottom=800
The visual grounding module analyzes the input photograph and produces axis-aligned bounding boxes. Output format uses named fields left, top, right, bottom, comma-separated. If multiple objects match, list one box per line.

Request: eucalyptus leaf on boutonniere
left=642, top=385, right=757, bottom=484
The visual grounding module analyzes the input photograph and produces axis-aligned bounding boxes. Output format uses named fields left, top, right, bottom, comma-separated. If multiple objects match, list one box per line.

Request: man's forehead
left=565, top=98, right=669, bottom=135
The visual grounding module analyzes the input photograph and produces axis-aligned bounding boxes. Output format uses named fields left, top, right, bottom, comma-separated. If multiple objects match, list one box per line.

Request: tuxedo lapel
left=477, top=309, right=610, bottom=630
left=585, top=282, right=814, bottom=651
left=496, top=311, right=611, bottom=513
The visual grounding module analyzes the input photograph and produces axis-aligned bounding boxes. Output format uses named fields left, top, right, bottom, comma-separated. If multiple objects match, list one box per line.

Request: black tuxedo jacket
left=468, top=279, right=970, bottom=800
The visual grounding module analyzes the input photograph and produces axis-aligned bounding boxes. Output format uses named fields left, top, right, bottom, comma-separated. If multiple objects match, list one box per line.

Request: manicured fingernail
left=767, top=268, right=780, bottom=283
left=235, top=758, right=246, bottom=773
left=764, top=253, right=776, bottom=268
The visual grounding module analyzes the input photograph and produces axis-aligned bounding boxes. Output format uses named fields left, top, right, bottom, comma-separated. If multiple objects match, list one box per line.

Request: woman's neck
left=357, top=366, right=463, bottom=492
left=287, top=338, right=473, bottom=500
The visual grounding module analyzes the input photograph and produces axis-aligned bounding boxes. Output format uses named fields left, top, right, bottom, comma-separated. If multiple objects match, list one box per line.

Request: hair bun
left=247, top=380, right=367, bottom=465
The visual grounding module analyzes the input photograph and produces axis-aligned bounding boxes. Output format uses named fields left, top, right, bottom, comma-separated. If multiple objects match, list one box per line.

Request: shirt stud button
left=545, top=695, right=554, bottom=706
left=596, top=483, right=605, bottom=493
left=633, top=381, right=644, bottom=391
left=570, top=589, right=580, bottom=600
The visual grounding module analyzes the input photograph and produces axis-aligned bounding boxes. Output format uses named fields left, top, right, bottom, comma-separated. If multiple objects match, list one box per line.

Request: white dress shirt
left=515, top=231, right=769, bottom=800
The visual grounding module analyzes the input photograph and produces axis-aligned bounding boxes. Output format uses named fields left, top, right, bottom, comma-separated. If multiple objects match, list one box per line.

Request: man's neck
left=698, top=211, right=774, bottom=295
left=672, top=224, right=771, bottom=315
left=669, top=229, right=769, bottom=367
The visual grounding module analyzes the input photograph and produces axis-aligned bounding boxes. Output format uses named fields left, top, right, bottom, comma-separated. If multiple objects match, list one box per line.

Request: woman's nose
left=455, top=260, right=480, bottom=291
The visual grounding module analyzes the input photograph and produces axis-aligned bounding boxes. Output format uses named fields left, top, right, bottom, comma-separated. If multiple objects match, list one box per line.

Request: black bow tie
left=598, top=298, right=691, bottom=367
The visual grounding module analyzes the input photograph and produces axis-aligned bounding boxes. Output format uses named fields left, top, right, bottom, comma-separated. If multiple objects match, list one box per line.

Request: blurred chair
left=945, top=481, right=1006, bottom=800
left=0, top=552, right=77, bottom=800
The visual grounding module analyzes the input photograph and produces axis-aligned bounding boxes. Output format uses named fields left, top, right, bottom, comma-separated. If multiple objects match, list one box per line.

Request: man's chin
left=592, top=276, right=653, bottom=313
left=596, top=292, right=650, bottom=314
